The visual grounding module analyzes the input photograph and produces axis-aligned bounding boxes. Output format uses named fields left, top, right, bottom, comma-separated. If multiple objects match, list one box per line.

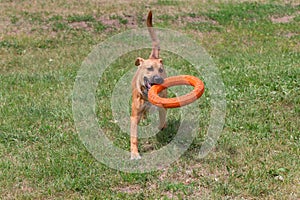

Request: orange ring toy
left=148, top=75, right=205, bottom=108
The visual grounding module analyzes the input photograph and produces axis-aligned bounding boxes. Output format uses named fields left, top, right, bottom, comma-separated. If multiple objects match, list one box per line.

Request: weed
left=52, top=22, right=69, bottom=31
left=110, top=15, right=128, bottom=25
left=93, top=21, right=106, bottom=32
left=67, top=14, right=95, bottom=23
left=10, top=15, right=19, bottom=24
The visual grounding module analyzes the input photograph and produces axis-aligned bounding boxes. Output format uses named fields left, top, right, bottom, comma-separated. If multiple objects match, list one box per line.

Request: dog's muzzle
left=142, top=75, right=164, bottom=97
left=144, top=75, right=164, bottom=90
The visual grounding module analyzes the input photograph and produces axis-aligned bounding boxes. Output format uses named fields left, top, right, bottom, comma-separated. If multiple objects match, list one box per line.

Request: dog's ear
left=135, top=57, right=144, bottom=66
left=158, top=59, right=163, bottom=64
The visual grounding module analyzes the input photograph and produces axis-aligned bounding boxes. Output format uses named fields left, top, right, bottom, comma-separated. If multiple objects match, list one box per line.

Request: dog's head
left=135, top=57, right=166, bottom=96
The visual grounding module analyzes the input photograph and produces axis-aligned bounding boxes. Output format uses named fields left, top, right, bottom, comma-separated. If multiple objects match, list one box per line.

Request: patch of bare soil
left=99, top=17, right=120, bottom=27
left=270, top=12, right=300, bottom=23
left=271, top=15, right=295, bottom=23
left=14, top=179, right=34, bottom=194
left=156, top=163, right=228, bottom=198
left=123, top=14, right=138, bottom=29
left=69, top=21, right=93, bottom=31
left=112, top=184, right=142, bottom=194
left=283, top=32, right=297, bottom=38
left=98, top=14, right=138, bottom=30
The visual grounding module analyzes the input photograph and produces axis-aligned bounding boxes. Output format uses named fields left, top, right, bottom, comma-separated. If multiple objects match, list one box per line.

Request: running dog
left=130, top=11, right=167, bottom=159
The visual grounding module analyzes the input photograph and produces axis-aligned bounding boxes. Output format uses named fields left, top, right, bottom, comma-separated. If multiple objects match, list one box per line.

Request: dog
left=130, top=11, right=167, bottom=160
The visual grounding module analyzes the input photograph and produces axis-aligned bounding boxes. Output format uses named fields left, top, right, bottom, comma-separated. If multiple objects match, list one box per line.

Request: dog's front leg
left=130, top=115, right=141, bottom=160
left=130, top=93, right=142, bottom=160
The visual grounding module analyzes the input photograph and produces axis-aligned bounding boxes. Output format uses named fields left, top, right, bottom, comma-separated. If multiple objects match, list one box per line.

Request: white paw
left=131, top=152, right=141, bottom=160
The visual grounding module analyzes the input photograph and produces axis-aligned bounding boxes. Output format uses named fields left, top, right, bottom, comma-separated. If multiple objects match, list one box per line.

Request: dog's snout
left=152, top=75, right=164, bottom=84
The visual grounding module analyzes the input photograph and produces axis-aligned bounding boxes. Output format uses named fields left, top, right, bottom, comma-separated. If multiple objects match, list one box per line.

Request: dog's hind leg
left=158, top=107, right=167, bottom=131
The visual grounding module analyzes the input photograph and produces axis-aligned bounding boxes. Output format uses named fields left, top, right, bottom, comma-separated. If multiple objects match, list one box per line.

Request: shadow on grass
left=156, top=117, right=181, bottom=146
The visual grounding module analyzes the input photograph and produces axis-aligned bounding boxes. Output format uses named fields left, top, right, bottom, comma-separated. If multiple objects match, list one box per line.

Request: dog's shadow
left=139, top=114, right=184, bottom=153
left=155, top=118, right=181, bottom=146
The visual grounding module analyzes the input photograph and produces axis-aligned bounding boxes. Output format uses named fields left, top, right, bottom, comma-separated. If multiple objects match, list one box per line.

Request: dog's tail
left=147, top=11, right=160, bottom=59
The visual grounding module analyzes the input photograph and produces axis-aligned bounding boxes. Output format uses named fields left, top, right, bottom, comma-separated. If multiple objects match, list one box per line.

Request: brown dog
left=130, top=11, right=167, bottom=159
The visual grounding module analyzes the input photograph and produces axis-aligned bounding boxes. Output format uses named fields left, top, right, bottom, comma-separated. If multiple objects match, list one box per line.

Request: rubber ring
left=148, top=75, right=205, bottom=108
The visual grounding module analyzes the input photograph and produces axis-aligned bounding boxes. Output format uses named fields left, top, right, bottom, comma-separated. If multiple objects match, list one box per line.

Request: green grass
left=0, top=0, right=299, bottom=199
left=110, top=15, right=128, bottom=25
left=67, top=14, right=95, bottom=23
left=155, top=0, right=180, bottom=6
left=204, top=2, right=298, bottom=25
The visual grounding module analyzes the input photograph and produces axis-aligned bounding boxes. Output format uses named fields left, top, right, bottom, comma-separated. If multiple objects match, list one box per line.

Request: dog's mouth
left=142, top=76, right=164, bottom=97
left=143, top=76, right=164, bottom=90
left=144, top=77, right=153, bottom=90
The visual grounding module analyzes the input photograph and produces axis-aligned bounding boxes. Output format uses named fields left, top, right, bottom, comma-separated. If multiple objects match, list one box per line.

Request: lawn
left=0, top=0, right=299, bottom=199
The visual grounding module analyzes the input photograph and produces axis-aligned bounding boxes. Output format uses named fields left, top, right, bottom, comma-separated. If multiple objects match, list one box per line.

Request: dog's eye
left=159, top=68, right=164, bottom=73
left=147, top=66, right=154, bottom=71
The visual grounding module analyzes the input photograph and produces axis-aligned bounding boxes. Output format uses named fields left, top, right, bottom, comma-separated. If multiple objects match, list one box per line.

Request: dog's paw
left=131, top=152, right=141, bottom=160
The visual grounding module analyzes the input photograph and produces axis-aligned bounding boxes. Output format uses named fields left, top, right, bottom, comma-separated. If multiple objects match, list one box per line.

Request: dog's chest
left=142, top=101, right=159, bottom=113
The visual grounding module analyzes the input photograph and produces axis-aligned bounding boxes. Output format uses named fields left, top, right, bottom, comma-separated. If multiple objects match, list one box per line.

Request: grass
left=67, top=14, right=95, bottom=23
left=204, top=2, right=298, bottom=25
left=109, top=15, right=129, bottom=25
left=0, top=0, right=299, bottom=199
